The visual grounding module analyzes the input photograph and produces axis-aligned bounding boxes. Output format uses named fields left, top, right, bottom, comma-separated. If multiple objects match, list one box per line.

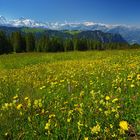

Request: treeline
left=0, top=30, right=139, bottom=54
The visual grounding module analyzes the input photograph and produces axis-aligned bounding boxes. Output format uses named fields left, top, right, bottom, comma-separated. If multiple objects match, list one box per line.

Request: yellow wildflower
left=49, top=114, right=55, bottom=118
left=110, top=124, right=113, bottom=129
left=137, top=74, right=140, bottom=80
left=112, top=98, right=118, bottom=103
left=33, top=99, right=39, bottom=108
left=127, top=75, right=132, bottom=81
left=24, top=96, right=29, bottom=100
left=99, top=108, right=102, bottom=111
left=74, top=104, right=78, bottom=107
left=99, top=99, right=105, bottom=105
left=119, top=121, right=129, bottom=131
left=105, top=96, right=110, bottom=101
left=45, top=120, right=51, bottom=130
left=117, top=105, right=120, bottom=109
left=130, top=84, right=135, bottom=88
left=60, top=79, right=65, bottom=83
left=91, top=124, right=101, bottom=134
left=68, top=110, right=73, bottom=115
left=16, top=104, right=22, bottom=110
left=90, top=90, right=95, bottom=99
left=5, top=132, right=8, bottom=136
left=111, top=108, right=116, bottom=112
left=64, top=101, right=68, bottom=104
left=67, top=118, right=71, bottom=123
left=84, top=137, right=88, bottom=140
left=45, top=123, right=50, bottom=130
left=13, top=95, right=18, bottom=100
left=104, top=110, right=110, bottom=116
left=77, top=121, right=84, bottom=131
left=112, top=133, right=117, bottom=137
left=4, top=103, right=9, bottom=109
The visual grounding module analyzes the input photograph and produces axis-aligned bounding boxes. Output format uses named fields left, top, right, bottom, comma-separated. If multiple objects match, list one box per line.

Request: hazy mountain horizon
left=1, top=15, right=140, bottom=44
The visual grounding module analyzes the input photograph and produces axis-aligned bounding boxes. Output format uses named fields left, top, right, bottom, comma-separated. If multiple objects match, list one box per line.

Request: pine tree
left=25, top=33, right=35, bottom=52
left=11, top=32, right=23, bottom=53
left=0, top=31, right=12, bottom=54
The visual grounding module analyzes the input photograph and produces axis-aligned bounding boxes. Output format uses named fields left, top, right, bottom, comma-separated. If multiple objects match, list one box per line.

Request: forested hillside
left=0, top=27, right=140, bottom=55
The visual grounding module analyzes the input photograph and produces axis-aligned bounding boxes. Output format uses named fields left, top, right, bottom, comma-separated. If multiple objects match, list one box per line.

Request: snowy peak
left=83, top=22, right=96, bottom=26
left=0, top=15, right=137, bottom=30
left=0, top=16, right=7, bottom=25
left=9, top=17, right=47, bottom=28
left=0, top=15, right=140, bottom=43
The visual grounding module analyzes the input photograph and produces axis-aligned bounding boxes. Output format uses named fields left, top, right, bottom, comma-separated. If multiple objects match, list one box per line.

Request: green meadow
left=0, top=50, right=140, bottom=139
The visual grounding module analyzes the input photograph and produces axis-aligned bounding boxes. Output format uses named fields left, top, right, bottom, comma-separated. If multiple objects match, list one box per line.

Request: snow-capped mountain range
left=0, top=15, right=140, bottom=44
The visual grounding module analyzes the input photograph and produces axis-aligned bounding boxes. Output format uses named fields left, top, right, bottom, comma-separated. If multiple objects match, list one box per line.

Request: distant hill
left=76, top=30, right=126, bottom=43
left=0, top=26, right=126, bottom=43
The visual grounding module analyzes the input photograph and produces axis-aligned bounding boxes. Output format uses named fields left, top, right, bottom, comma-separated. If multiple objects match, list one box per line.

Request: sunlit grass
left=0, top=50, right=140, bottom=139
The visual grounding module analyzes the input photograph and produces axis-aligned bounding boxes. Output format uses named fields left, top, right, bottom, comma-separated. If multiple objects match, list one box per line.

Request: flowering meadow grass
left=0, top=50, right=140, bottom=139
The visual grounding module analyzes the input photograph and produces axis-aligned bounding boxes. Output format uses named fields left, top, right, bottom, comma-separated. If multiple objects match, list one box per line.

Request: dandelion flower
left=127, top=75, right=132, bottom=81
left=137, top=74, right=140, bottom=80
left=84, top=137, right=88, bottom=140
left=119, top=121, right=129, bottom=131
left=105, top=96, right=110, bottom=101
left=16, top=104, right=22, bottom=110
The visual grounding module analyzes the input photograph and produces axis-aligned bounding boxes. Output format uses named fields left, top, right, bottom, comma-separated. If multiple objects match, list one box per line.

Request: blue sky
left=0, top=0, right=140, bottom=26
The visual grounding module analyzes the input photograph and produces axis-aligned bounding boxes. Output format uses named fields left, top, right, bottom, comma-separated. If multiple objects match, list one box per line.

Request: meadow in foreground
left=0, top=50, right=140, bottom=140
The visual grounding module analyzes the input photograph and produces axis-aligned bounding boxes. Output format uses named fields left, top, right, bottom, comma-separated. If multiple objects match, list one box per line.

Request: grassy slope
left=0, top=50, right=140, bottom=139
left=1, top=50, right=140, bottom=69
left=21, top=27, right=46, bottom=33
left=63, top=30, right=81, bottom=35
